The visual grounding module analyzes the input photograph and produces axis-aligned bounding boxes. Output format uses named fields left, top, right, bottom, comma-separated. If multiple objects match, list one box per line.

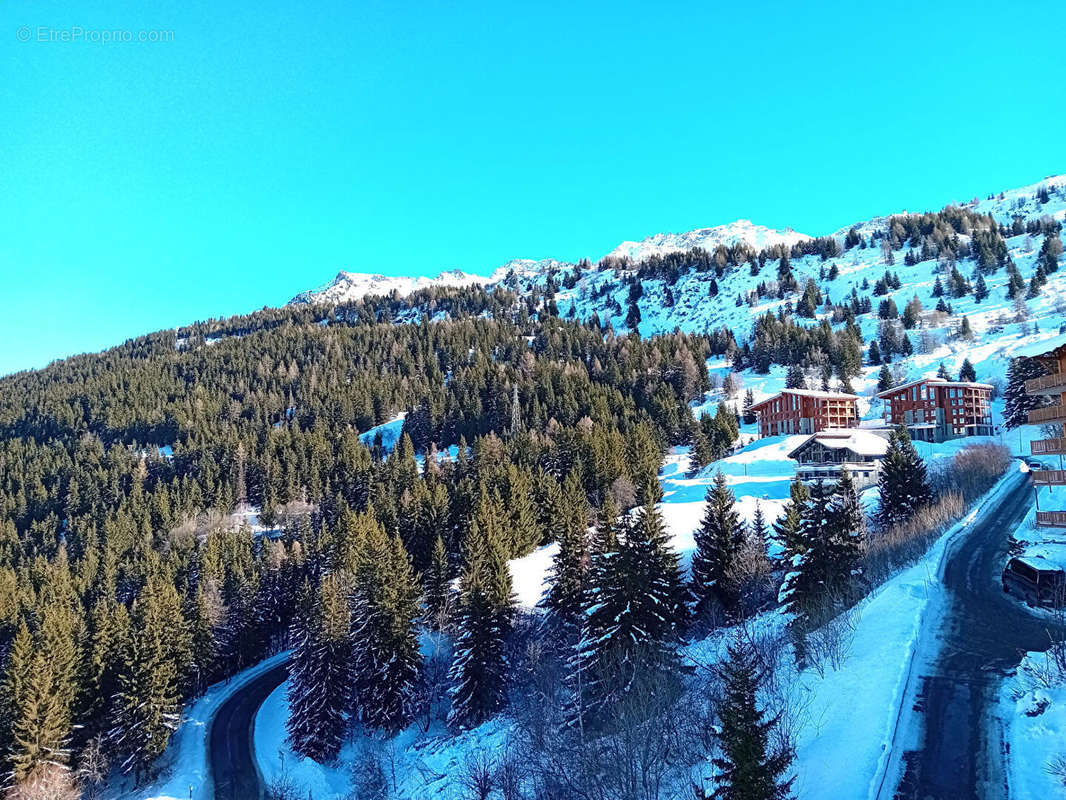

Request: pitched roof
left=750, top=388, right=859, bottom=411
left=875, top=377, right=993, bottom=398
left=788, top=428, right=890, bottom=460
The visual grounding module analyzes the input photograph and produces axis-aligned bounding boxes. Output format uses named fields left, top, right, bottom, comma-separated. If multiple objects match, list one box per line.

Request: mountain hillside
left=290, top=174, right=1066, bottom=388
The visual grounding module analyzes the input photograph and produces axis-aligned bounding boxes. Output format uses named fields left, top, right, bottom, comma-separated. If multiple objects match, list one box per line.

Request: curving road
left=893, top=475, right=1063, bottom=799
left=208, top=661, right=290, bottom=800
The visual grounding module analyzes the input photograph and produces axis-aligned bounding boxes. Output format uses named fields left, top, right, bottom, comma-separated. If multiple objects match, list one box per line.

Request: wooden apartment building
left=876, top=377, right=993, bottom=443
left=1020, top=336, right=1066, bottom=528
left=749, top=389, right=859, bottom=438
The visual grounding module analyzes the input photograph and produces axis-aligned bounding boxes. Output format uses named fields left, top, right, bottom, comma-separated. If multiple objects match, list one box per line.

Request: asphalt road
left=208, top=661, right=290, bottom=800
left=893, top=476, right=1062, bottom=799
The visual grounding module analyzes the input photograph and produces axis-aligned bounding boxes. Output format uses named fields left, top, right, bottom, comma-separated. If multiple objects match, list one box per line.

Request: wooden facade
left=787, top=429, right=888, bottom=490
left=749, top=390, right=859, bottom=438
left=876, top=378, right=993, bottom=442
left=1021, top=341, right=1066, bottom=528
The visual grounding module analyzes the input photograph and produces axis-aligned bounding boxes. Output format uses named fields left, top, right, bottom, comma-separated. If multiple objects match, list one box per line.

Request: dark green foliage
left=877, top=364, right=893, bottom=392
left=690, top=473, right=745, bottom=620
left=1004, top=357, right=1049, bottom=430
left=285, top=577, right=351, bottom=762
left=709, top=641, right=794, bottom=800
left=448, top=490, right=515, bottom=729
left=540, top=472, right=591, bottom=635
left=572, top=501, right=684, bottom=725
left=876, top=427, right=932, bottom=529
left=958, top=359, right=976, bottom=383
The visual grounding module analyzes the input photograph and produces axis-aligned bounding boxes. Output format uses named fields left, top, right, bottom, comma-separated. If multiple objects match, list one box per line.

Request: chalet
left=1015, top=334, right=1066, bottom=528
left=749, top=389, right=859, bottom=438
left=876, top=378, right=993, bottom=443
left=787, top=429, right=889, bottom=490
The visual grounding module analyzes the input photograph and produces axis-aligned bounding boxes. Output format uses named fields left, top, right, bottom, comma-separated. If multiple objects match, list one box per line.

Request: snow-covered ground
left=246, top=434, right=1021, bottom=800
left=114, top=651, right=290, bottom=800
left=1000, top=502, right=1066, bottom=800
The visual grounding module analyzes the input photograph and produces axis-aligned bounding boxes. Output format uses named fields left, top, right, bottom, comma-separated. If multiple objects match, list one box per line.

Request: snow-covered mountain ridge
left=290, top=174, right=1066, bottom=315
left=289, top=220, right=812, bottom=305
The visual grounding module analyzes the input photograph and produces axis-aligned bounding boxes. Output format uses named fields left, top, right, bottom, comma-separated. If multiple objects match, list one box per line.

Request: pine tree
left=974, top=273, right=989, bottom=303
left=423, top=534, right=452, bottom=630
left=958, top=358, right=977, bottom=383
left=351, top=533, right=422, bottom=733
left=690, top=473, right=745, bottom=621
left=1004, top=357, right=1049, bottom=429
left=709, top=641, right=794, bottom=800
left=109, top=578, right=182, bottom=778
left=877, top=364, right=893, bottom=392
left=285, top=577, right=350, bottom=762
left=448, top=490, right=515, bottom=729
left=784, top=364, right=806, bottom=390
left=876, top=427, right=932, bottom=529
left=742, top=389, right=757, bottom=425
left=572, top=501, right=685, bottom=727
left=936, top=362, right=952, bottom=380
left=772, top=476, right=809, bottom=560
left=540, top=472, right=590, bottom=636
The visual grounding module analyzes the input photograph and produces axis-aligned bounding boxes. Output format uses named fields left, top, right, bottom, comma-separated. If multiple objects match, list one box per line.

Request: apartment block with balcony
left=876, top=378, right=993, bottom=443
left=1019, top=336, right=1066, bottom=528
left=749, top=389, right=860, bottom=438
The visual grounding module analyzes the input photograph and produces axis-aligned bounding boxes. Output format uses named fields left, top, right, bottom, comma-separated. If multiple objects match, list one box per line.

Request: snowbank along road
left=894, top=476, right=1060, bottom=799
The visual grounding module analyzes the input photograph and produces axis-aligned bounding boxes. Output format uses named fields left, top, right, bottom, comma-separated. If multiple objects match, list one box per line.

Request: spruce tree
left=285, top=577, right=350, bottom=762
left=877, top=364, right=893, bottom=392
left=109, top=578, right=182, bottom=778
left=958, top=358, right=977, bottom=383
left=1004, top=357, right=1049, bottom=429
left=540, top=472, right=590, bottom=636
left=572, top=500, right=685, bottom=726
left=709, top=641, right=794, bottom=800
left=3, top=621, right=72, bottom=783
left=876, top=427, right=932, bottom=529
left=354, top=534, right=423, bottom=733
left=772, top=476, right=810, bottom=560
left=448, top=490, right=515, bottom=729
left=742, top=389, right=757, bottom=425
left=690, top=473, right=745, bottom=621
left=422, top=534, right=452, bottom=630
left=751, top=502, right=767, bottom=551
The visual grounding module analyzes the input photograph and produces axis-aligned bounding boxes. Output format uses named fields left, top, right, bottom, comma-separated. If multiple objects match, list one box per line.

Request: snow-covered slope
left=289, top=268, right=492, bottom=305
left=604, top=219, right=810, bottom=262
left=287, top=175, right=1066, bottom=395
left=289, top=175, right=1065, bottom=344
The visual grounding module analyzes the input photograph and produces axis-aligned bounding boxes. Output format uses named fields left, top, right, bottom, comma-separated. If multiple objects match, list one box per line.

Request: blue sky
left=2, top=0, right=1064, bottom=375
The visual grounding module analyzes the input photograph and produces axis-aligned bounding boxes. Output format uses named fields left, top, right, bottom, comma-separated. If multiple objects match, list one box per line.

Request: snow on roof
left=875, top=377, right=993, bottom=398
left=1013, top=554, right=1066, bottom=573
left=788, top=428, right=890, bottom=460
left=751, top=388, right=858, bottom=409
left=1012, top=332, right=1066, bottom=360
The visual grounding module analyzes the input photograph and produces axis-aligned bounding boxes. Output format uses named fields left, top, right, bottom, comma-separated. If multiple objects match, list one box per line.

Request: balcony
left=1028, top=405, right=1066, bottom=425
left=1033, top=438, right=1066, bottom=456
left=1033, top=469, right=1066, bottom=486
left=1036, top=510, right=1066, bottom=528
left=1025, top=372, right=1066, bottom=396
